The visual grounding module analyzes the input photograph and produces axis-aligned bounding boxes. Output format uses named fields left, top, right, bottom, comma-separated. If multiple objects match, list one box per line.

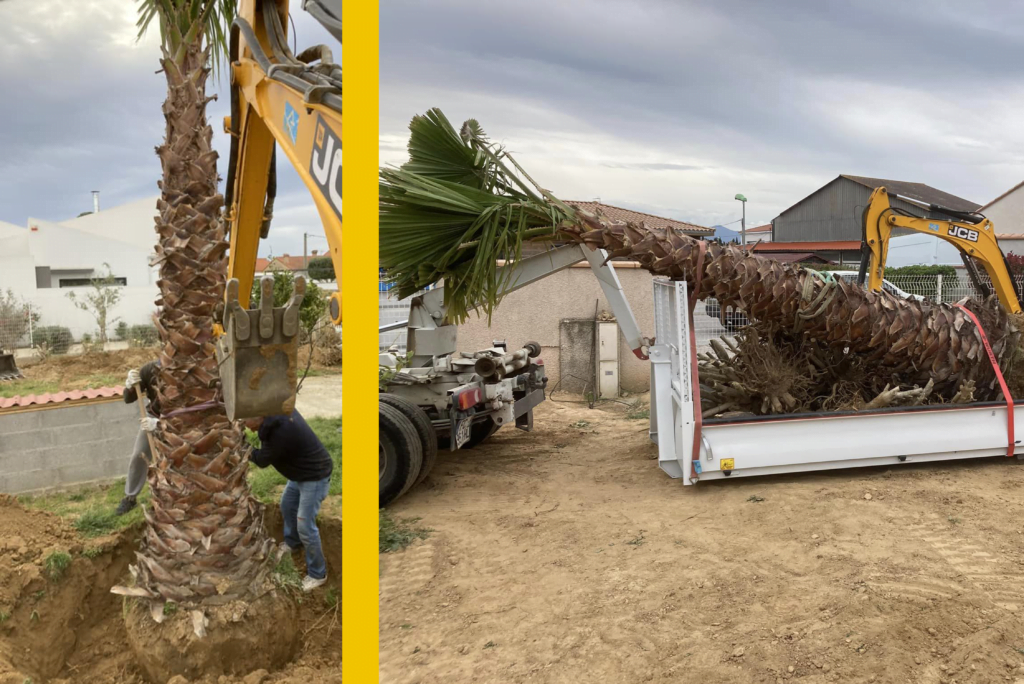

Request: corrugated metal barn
left=770, top=175, right=980, bottom=264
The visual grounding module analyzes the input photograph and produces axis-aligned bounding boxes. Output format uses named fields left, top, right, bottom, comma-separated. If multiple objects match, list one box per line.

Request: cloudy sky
left=380, top=0, right=1024, bottom=231
left=0, top=0, right=336, bottom=258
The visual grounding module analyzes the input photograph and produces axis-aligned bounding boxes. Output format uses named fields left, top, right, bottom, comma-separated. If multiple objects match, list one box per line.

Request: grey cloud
left=381, top=0, right=1024, bottom=228
left=0, top=0, right=336, bottom=258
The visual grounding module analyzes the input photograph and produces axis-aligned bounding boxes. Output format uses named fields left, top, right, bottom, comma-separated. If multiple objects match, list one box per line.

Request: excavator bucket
left=216, top=275, right=306, bottom=421
left=0, top=353, right=22, bottom=381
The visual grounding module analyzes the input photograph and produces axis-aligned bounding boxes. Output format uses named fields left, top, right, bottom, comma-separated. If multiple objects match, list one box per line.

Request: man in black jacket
left=244, top=410, right=334, bottom=592
left=116, top=360, right=161, bottom=515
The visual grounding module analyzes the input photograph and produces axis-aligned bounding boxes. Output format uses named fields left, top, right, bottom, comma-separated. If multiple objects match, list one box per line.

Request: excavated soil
left=0, top=497, right=341, bottom=683
left=381, top=398, right=1024, bottom=684
left=16, top=348, right=159, bottom=387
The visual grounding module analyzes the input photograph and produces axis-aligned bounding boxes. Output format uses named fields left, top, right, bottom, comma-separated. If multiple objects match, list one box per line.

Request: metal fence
left=0, top=300, right=158, bottom=360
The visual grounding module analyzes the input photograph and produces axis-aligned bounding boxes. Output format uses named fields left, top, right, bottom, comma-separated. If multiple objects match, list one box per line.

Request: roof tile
left=0, top=386, right=123, bottom=411
left=565, top=201, right=713, bottom=235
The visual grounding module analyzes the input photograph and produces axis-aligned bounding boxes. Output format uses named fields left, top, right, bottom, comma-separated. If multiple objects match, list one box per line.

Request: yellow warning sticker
left=720, top=458, right=735, bottom=471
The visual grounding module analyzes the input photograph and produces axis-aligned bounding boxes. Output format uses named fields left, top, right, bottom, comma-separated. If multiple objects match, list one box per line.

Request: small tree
left=0, top=289, right=34, bottom=353
left=250, top=270, right=328, bottom=340
left=306, top=256, right=336, bottom=282
left=65, top=263, right=123, bottom=344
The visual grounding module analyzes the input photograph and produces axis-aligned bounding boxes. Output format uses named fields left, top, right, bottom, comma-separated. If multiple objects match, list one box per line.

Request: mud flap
left=216, top=275, right=305, bottom=420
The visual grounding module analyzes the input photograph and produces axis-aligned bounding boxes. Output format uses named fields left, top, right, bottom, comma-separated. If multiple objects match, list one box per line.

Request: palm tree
left=117, top=1, right=295, bottom=679
left=380, top=109, right=1021, bottom=404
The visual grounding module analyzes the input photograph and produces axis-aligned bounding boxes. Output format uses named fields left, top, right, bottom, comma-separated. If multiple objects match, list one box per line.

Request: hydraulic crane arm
left=214, top=0, right=342, bottom=420
left=858, top=186, right=1022, bottom=314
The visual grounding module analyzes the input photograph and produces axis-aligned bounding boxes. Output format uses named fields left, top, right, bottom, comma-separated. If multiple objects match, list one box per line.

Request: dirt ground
left=14, top=348, right=158, bottom=387
left=0, top=497, right=342, bottom=684
left=295, top=374, right=343, bottom=418
left=380, top=397, right=1024, bottom=684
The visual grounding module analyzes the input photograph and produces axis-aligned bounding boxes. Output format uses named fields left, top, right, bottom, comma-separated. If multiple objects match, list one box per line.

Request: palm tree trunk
left=137, top=42, right=273, bottom=605
left=559, top=209, right=1020, bottom=402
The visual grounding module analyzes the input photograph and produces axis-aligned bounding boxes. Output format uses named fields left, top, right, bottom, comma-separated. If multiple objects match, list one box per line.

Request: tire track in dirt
left=379, top=539, right=441, bottom=684
left=872, top=516, right=1024, bottom=612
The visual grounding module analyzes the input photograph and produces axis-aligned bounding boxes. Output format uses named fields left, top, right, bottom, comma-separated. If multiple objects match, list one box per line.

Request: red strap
left=688, top=242, right=708, bottom=479
left=954, top=304, right=1015, bottom=457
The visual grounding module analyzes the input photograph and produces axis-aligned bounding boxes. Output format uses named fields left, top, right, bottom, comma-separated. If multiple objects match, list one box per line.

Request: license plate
left=454, top=417, right=473, bottom=450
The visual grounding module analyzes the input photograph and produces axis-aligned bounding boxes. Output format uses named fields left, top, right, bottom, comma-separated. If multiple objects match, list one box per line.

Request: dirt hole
left=0, top=497, right=341, bottom=684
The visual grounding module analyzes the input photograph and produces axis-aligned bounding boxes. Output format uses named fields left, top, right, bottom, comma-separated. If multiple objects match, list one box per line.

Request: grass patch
left=163, top=602, right=178, bottom=616
left=43, top=551, right=71, bottom=582
left=747, top=495, right=765, bottom=503
left=308, top=416, right=343, bottom=497
left=570, top=420, right=590, bottom=429
left=0, top=379, right=60, bottom=399
left=380, top=509, right=430, bottom=553
left=21, top=480, right=147, bottom=538
left=273, top=553, right=303, bottom=591
left=81, top=546, right=104, bottom=559
left=324, top=586, right=339, bottom=609
left=625, top=400, right=650, bottom=420
left=0, top=610, right=9, bottom=624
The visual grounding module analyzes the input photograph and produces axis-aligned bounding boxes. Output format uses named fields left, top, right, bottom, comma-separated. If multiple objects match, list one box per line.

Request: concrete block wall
left=0, top=399, right=137, bottom=494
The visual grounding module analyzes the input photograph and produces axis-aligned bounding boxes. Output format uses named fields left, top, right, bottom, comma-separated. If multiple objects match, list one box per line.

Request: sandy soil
left=0, top=497, right=342, bottom=684
left=380, top=398, right=1024, bottom=684
left=295, top=374, right=343, bottom=418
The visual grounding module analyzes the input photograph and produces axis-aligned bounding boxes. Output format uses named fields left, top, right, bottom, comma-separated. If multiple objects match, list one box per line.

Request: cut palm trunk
left=380, top=109, right=1022, bottom=408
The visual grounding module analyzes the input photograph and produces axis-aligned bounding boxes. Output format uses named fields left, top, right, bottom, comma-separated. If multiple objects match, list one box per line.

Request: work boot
left=115, top=496, right=137, bottom=516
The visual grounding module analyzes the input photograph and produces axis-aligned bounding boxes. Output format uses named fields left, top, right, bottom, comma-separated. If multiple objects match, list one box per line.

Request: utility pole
left=735, top=193, right=747, bottom=245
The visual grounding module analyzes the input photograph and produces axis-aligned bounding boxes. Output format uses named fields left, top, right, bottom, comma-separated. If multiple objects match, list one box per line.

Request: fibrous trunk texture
left=560, top=210, right=1021, bottom=404
left=136, top=43, right=274, bottom=606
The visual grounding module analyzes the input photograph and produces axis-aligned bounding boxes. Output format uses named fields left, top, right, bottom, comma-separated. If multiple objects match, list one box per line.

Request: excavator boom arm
left=225, top=0, right=342, bottom=323
left=859, top=187, right=1021, bottom=314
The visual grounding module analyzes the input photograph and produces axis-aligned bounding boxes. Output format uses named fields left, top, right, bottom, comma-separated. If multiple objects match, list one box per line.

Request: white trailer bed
left=649, top=279, right=1023, bottom=484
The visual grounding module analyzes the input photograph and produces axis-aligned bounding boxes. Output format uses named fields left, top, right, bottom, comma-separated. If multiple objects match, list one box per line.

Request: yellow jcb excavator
left=215, top=0, right=342, bottom=419
left=858, top=186, right=1022, bottom=313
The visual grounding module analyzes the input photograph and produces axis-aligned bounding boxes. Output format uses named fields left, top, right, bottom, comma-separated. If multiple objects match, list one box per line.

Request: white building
left=0, top=196, right=161, bottom=340
left=980, top=181, right=1024, bottom=256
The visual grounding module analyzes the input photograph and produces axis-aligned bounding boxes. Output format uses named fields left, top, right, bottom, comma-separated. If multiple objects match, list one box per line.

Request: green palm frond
left=380, top=109, right=577, bottom=323
left=136, top=0, right=235, bottom=74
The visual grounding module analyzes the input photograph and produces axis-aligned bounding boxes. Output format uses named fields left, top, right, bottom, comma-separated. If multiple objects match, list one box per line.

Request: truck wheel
left=379, top=402, right=423, bottom=506
left=379, top=394, right=438, bottom=485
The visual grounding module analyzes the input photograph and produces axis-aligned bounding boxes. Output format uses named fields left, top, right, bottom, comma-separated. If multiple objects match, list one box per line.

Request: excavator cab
left=216, top=274, right=306, bottom=420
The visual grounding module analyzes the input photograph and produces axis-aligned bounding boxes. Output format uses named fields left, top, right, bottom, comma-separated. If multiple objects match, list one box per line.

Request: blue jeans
left=280, top=477, right=331, bottom=580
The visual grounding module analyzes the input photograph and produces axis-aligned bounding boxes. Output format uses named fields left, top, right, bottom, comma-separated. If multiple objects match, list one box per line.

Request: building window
left=58, top=277, right=127, bottom=288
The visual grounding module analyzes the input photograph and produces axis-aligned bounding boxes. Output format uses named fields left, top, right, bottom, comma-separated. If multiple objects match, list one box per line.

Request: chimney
left=91, top=190, right=100, bottom=214
left=311, top=249, right=318, bottom=256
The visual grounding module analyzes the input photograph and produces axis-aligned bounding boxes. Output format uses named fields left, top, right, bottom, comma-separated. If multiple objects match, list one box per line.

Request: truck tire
left=379, top=402, right=423, bottom=506
left=379, top=394, right=437, bottom=485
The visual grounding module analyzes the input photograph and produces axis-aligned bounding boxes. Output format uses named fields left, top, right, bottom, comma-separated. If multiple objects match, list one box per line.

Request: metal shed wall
left=774, top=177, right=928, bottom=243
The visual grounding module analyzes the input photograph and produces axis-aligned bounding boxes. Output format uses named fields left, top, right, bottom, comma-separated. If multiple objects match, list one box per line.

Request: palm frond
left=380, top=109, right=576, bottom=323
left=136, top=0, right=234, bottom=78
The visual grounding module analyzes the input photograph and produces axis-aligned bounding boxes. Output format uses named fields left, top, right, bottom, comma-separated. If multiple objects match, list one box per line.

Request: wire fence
left=0, top=300, right=159, bottom=360
left=380, top=272, right=1024, bottom=355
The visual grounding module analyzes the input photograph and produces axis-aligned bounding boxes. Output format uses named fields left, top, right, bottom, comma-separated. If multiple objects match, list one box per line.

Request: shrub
left=31, top=326, right=73, bottom=355
left=307, top=256, right=336, bottom=282
left=114, top=321, right=129, bottom=341
left=127, top=324, right=159, bottom=348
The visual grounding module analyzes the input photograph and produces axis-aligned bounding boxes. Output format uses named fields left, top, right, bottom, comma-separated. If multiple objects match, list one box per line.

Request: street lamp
left=735, top=193, right=747, bottom=245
